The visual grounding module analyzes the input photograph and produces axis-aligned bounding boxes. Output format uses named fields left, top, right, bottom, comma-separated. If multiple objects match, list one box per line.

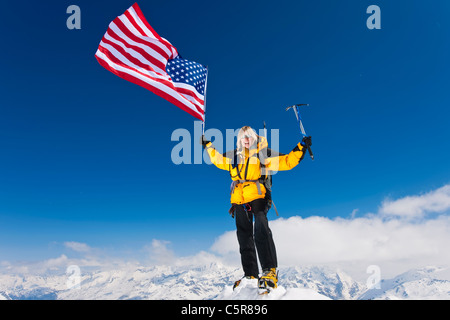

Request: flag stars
left=165, top=56, right=207, bottom=96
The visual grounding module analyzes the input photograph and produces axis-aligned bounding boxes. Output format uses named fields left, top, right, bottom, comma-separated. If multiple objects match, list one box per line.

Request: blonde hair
left=237, top=126, right=258, bottom=149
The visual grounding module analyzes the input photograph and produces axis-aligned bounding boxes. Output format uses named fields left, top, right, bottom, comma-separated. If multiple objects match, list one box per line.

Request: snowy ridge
left=0, top=291, right=12, bottom=300
left=359, top=266, right=450, bottom=300
left=0, top=263, right=449, bottom=300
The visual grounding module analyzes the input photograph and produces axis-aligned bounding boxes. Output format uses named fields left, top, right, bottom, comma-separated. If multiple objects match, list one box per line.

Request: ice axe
left=286, top=104, right=314, bottom=160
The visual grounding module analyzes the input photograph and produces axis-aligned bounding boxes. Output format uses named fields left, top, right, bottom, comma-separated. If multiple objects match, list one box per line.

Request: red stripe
left=112, top=17, right=168, bottom=61
left=131, top=3, right=161, bottom=40
left=105, top=28, right=166, bottom=73
left=96, top=47, right=204, bottom=117
left=130, top=3, right=176, bottom=56
left=96, top=54, right=204, bottom=121
left=101, top=36, right=159, bottom=75
left=97, top=45, right=172, bottom=88
left=172, top=85, right=205, bottom=106
left=124, top=10, right=146, bottom=37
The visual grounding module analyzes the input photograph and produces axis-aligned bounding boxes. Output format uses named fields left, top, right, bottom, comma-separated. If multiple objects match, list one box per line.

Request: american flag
left=95, top=3, right=208, bottom=121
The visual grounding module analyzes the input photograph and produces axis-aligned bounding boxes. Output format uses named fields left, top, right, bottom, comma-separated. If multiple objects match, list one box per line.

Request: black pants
left=234, top=198, right=277, bottom=277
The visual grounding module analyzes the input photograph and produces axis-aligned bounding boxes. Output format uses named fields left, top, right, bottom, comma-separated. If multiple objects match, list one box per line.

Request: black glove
left=200, top=135, right=211, bottom=148
left=301, top=136, right=312, bottom=149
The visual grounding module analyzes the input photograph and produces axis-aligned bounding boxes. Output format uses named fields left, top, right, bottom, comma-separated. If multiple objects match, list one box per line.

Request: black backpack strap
left=225, top=149, right=244, bottom=179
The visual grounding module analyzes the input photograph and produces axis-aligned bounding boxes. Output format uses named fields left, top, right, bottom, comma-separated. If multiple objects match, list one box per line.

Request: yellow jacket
left=204, top=136, right=306, bottom=204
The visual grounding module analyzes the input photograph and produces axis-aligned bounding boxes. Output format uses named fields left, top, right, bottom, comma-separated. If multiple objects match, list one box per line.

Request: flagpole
left=202, top=66, right=209, bottom=135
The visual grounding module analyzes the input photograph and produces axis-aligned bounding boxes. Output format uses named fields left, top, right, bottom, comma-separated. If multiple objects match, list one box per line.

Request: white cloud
left=44, top=254, right=70, bottom=269
left=212, top=215, right=450, bottom=266
left=64, top=242, right=92, bottom=253
left=379, top=185, right=450, bottom=219
left=143, top=239, right=176, bottom=265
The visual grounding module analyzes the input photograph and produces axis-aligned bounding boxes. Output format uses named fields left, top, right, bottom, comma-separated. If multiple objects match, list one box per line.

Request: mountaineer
left=201, top=126, right=311, bottom=294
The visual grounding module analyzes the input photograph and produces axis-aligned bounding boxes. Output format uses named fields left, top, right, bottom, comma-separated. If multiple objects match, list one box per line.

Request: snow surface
left=217, top=277, right=330, bottom=300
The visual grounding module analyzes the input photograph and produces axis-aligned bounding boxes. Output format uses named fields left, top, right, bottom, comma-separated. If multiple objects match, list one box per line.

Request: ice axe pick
left=286, top=104, right=314, bottom=160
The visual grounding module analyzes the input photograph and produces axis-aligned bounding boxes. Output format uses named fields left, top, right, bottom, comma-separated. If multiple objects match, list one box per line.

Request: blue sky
left=1, top=0, right=450, bottom=262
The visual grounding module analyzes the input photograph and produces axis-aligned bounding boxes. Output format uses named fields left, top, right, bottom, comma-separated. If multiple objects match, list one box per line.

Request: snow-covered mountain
left=359, top=266, right=450, bottom=300
left=0, top=290, right=12, bottom=300
left=0, top=262, right=448, bottom=300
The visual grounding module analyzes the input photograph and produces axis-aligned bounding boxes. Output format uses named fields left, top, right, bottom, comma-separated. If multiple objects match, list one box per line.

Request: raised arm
left=201, top=136, right=232, bottom=171
left=262, top=136, right=312, bottom=172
